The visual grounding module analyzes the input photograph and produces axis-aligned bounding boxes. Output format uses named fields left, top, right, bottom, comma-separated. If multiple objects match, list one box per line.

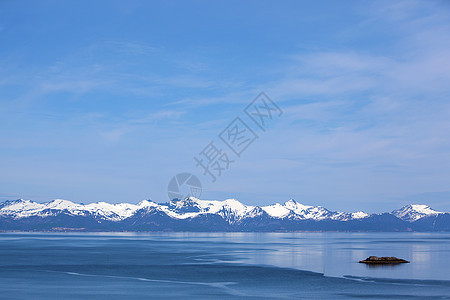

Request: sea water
left=0, top=232, right=449, bottom=299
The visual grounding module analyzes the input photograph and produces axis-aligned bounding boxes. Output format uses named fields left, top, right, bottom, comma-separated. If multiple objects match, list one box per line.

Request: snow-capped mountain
left=0, top=198, right=448, bottom=232
left=392, top=204, right=442, bottom=222
left=0, top=199, right=154, bottom=221
left=0, top=198, right=365, bottom=223
left=261, top=200, right=369, bottom=221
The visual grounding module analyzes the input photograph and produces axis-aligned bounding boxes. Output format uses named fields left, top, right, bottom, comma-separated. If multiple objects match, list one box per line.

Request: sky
left=1, top=0, right=450, bottom=213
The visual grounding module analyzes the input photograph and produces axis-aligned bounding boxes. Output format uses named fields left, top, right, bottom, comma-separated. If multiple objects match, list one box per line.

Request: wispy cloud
left=1, top=0, right=449, bottom=211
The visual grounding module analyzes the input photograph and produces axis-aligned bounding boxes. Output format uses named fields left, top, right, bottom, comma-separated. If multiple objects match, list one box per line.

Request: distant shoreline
left=1, top=199, right=449, bottom=232
left=2, top=230, right=449, bottom=233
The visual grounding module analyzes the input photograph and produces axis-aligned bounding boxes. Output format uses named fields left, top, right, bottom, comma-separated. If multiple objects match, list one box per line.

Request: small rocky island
left=359, top=256, right=409, bottom=264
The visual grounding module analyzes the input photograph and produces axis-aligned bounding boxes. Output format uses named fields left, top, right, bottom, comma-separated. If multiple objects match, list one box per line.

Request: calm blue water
left=0, top=232, right=449, bottom=299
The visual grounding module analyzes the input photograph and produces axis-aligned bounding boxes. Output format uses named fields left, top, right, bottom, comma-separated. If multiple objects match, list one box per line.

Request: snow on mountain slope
left=214, top=199, right=259, bottom=221
left=84, top=201, right=152, bottom=221
left=351, top=211, right=370, bottom=219
left=392, top=204, right=442, bottom=222
left=0, top=199, right=159, bottom=221
left=262, top=203, right=290, bottom=218
left=9, top=198, right=446, bottom=224
left=0, top=199, right=89, bottom=219
left=286, top=200, right=333, bottom=220
left=262, top=199, right=367, bottom=221
left=0, top=199, right=47, bottom=219
left=284, top=200, right=313, bottom=214
left=159, top=198, right=258, bottom=221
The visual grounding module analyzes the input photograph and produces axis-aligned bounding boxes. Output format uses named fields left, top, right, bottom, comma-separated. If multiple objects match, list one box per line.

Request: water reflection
left=362, top=264, right=406, bottom=269
left=1, top=231, right=449, bottom=281
left=219, top=232, right=450, bottom=280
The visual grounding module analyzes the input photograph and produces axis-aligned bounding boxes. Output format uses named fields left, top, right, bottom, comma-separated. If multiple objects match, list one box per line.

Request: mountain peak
left=222, top=198, right=244, bottom=207
left=1, top=198, right=448, bottom=231
left=285, top=199, right=298, bottom=205
left=137, top=200, right=157, bottom=207
left=47, top=199, right=78, bottom=209
left=392, top=204, right=442, bottom=222
left=284, top=199, right=313, bottom=212
left=13, top=199, right=31, bottom=203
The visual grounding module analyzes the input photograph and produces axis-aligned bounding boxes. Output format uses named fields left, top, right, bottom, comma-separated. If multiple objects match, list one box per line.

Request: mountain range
left=0, top=198, right=449, bottom=232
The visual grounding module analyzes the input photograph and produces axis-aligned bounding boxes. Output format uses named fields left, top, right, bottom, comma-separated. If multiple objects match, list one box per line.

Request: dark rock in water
left=359, top=256, right=409, bottom=264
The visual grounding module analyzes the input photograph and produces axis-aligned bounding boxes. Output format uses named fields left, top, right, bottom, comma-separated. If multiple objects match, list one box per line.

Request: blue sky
left=1, top=0, right=450, bottom=212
